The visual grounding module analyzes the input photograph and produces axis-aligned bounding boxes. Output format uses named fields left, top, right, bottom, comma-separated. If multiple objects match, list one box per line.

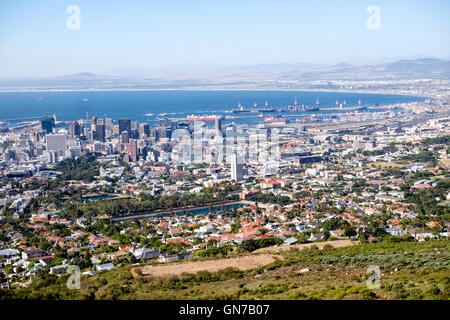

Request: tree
left=240, top=239, right=259, bottom=252
left=344, top=226, right=357, bottom=237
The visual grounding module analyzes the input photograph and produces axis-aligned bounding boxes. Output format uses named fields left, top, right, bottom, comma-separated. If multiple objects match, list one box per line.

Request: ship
left=82, top=98, right=89, bottom=102
left=320, top=106, right=367, bottom=112
left=320, top=99, right=366, bottom=112
left=276, top=96, right=319, bottom=112
left=264, top=118, right=288, bottom=124
left=144, top=113, right=154, bottom=116
left=230, top=102, right=275, bottom=113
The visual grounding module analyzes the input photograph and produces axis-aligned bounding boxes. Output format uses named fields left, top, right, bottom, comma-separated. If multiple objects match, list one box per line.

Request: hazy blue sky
left=1, top=0, right=449, bottom=77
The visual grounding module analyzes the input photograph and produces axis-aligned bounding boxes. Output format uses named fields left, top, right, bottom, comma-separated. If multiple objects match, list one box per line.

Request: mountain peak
left=74, top=72, right=97, bottom=77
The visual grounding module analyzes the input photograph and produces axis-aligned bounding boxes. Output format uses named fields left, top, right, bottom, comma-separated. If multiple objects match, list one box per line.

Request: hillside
left=1, top=240, right=448, bottom=300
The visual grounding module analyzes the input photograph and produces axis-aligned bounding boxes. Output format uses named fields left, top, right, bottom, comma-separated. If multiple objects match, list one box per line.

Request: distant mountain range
left=0, top=58, right=449, bottom=90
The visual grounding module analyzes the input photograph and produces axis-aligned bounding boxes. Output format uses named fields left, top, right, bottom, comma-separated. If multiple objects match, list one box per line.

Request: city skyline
left=0, top=0, right=449, bottom=307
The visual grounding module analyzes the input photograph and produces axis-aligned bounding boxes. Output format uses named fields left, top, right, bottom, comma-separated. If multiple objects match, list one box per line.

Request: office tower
left=83, top=127, right=91, bottom=140
left=130, top=139, right=138, bottom=162
left=157, top=127, right=171, bottom=139
left=112, top=125, right=119, bottom=136
left=46, top=133, right=67, bottom=155
left=120, top=131, right=130, bottom=144
left=231, top=153, right=244, bottom=181
left=159, top=118, right=171, bottom=128
left=149, top=128, right=159, bottom=140
left=41, top=117, right=54, bottom=134
left=139, top=123, right=150, bottom=138
left=70, top=121, right=81, bottom=138
left=49, top=150, right=58, bottom=164
left=215, top=116, right=223, bottom=134
left=91, top=123, right=97, bottom=135
left=34, top=131, right=44, bottom=143
left=95, top=124, right=106, bottom=142
left=119, top=119, right=131, bottom=134
left=105, top=118, right=114, bottom=130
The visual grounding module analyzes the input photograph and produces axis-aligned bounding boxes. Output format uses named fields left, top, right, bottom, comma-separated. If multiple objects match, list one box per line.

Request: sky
left=0, top=0, right=449, bottom=78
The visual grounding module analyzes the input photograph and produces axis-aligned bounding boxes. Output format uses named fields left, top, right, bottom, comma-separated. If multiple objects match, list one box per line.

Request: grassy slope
left=1, top=240, right=449, bottom=300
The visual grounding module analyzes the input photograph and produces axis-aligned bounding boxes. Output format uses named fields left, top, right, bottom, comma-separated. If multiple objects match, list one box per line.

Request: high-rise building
left=105, top=118, right=114, bottom=130
left=231, top=153, right=244, bottom=181
left=119, top=119, right=131, bottom=135
left=120, top=131, right=130, bottom=144
left=156, top=127, right=171, bottom=139
left=95, top=124, right=106, bottom=142
left=49, top=150, right=58, bottom=164
left=159, top=118, right=171, bottom=128
left=70, top=121, right=82, bottom=138
left=130, top=139, right=138, bottom=162
left=41, top=117, right=54, bottom=134
left=139, top=123, right=150, bottom=138
left=149, top=128, right=159, bottom=141
left=46, top=133, right=67, bottom=155
left=215, top=116, right=223, bottom=134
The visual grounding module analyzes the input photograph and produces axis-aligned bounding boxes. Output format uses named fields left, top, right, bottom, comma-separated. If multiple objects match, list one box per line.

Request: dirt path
left=133, top=254, right=279, bottom=277
left=252, top=239, right=359, bottom=254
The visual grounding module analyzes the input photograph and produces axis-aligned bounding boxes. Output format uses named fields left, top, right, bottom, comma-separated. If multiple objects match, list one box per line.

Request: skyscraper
left=215, top=116, right=223, bottom=134
left=139, top=123, right=150, bottom=138
left=95, top=124, right=106, bottom=142
left=120, top=131, right=130, bottom=144
left=41, top=117, right=54, bottom=134
left=231, top=153, right=244, bottom=181
left=130, top=139, right=138, bottom=162
left=70, top=121, right=81, bottom=138
left=119, top=119, right=131, bottom=135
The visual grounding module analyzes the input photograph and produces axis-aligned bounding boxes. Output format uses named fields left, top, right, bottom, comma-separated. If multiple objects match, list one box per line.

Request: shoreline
left=0, top=87, right=433, bottom=100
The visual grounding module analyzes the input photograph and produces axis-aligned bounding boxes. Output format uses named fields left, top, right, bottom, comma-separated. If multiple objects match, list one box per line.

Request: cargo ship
left=319, top=99, right=366, bottom=112
left=264, top=118, right=289, bottom=124
left=228, top=102, right=275, bottom=113
left=276, top=96, right=319, bottom=112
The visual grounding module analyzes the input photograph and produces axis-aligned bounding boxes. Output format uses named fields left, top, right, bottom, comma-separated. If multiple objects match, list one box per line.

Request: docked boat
left=264, top=118, right=288, bottom=124
left=230, top=102, right=275, bottom=113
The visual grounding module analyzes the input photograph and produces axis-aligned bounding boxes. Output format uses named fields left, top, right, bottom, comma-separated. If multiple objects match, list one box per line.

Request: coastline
left=0, top=87, right=433, bottom=100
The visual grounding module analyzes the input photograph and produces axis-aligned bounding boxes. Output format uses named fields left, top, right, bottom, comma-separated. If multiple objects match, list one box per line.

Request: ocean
left=0, top=90, right=426, bottom=125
